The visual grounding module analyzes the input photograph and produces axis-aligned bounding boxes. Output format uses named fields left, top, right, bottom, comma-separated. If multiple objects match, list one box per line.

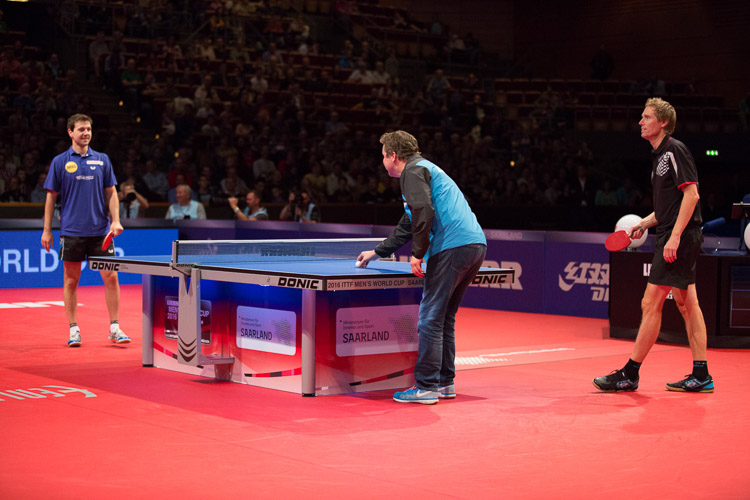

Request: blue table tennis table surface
left=96, top=254, right=427, bottom=276
left=89, top=254, right=513, bottom=291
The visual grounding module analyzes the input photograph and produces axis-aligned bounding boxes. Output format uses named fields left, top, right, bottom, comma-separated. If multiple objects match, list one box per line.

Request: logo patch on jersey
left=86, top=160, right=103, bottom=165
left=656, top=152, right=674, bottom=177
left=65, top=161, right=78, bottom=173
left=90, top=166, right=97, bottom=170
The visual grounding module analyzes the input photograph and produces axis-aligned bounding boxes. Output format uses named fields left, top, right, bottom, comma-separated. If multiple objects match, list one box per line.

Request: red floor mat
left=1, top=285, right=748, bottom=499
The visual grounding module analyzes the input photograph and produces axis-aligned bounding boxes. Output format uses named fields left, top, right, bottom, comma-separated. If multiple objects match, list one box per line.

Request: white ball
left=355, top=260, right=362, bottom=267
left=615, top=214, right=647, bottom=249
left=745, top=223, right=750, bottom=251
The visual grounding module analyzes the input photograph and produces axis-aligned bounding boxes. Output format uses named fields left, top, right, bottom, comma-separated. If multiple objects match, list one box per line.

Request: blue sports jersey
left=44, top=147, right=117, bottom=237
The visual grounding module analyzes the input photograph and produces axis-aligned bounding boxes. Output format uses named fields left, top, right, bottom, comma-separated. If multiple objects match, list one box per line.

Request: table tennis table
left=89, top=238, right=514, bottom=396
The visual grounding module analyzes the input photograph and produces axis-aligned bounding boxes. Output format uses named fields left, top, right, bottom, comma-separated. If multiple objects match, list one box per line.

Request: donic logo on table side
left=558, top=262, right=609, bottom=302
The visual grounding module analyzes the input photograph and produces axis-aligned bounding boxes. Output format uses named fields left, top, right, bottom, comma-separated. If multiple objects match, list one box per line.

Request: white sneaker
left=108, top=327, right=131, bottom=344
left=68, top=330, right=81, bottom=347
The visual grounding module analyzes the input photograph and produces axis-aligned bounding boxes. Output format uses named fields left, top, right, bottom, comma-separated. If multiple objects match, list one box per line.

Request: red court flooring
left=1, top=285, right=748, bottom=499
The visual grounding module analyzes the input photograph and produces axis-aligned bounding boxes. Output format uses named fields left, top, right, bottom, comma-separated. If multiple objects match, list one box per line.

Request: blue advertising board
left=0, top=229, right=178, bottom=288
left=543, top=232, right=610, bottom=318
left=461, top=230, right=546, bottom=313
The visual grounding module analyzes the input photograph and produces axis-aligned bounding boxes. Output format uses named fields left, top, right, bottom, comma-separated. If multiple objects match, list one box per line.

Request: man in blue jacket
left=357, top=130, right=487, bottom=404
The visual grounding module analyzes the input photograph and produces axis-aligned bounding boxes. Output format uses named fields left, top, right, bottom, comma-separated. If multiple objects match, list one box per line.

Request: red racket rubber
left=101, top=231, right=114, bottom=251
left=605, top=230, right=631, bottom=252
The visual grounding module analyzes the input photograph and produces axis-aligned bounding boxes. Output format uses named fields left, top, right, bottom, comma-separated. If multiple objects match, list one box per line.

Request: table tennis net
left=173, top=238, right=388, bottom=264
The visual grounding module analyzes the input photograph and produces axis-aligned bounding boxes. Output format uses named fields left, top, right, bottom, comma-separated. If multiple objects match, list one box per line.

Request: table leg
left=177, top=268, right=201, bottom=366
left=141, top=274, right=154, bottom=367
left=301, top=289, right=316, bottom=396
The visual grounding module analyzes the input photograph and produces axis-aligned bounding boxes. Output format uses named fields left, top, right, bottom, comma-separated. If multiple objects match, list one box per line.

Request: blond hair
left=645, top=98, right=676, bottom=134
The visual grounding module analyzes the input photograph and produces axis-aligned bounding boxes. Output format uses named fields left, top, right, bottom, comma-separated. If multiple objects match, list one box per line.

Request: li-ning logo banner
left=558, top=262, right=609, bottom=302
left=656, top=152, right=675, bottom=177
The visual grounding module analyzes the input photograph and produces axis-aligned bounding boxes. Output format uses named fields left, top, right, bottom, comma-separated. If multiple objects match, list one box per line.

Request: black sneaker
left=593, top=370, right=639, bottom=392
left=666, top=374, right=714, bottom=393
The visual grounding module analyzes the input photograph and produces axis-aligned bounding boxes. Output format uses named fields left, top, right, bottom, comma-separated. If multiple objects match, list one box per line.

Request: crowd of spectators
left=0, top=1, right=668, bottom=223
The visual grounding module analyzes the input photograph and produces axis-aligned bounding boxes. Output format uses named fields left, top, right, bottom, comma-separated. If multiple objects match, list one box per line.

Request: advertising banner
left=461, top=230, right=546, bottom=313
left=0, top=229, right=178, bottom=288
left=544, top=232, right=609, bottom=318
left=335, top=304, right=419, bottom=357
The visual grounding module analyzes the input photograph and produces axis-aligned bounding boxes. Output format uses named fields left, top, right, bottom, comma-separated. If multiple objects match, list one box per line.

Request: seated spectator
left=594, top=179, right=618, bottom=206
left=279, top=190, right=320, bottom=223
left=347, top=59, right=372, bottom=84
left=165, top=184, right=206, bottom=220
left=0, top=176, right=28, bottom=202
left=229, top=189, right=269, bottom=220
left=331, top=177, right=355, bottom=203
left=252, top=145, right=277, bottom=180
left=353, top=86, right=382, bottom=110
left=194, top=74, right=220, bottom=108
left=141, top=159, right=169, bottom=201
left=29, top=172, right=48, bottom=203
left=217, top=175, right=245, bottom=201
left=338, top=48, right=354, bottom=70
left=220, top=166, right=249, bottom=194
left=261, top=42, right=283, bottom=64
left=119, top=182, right=149, bottom=218
left=302, top=162, right=326, bottom=200
left=195, top=174, right=217, bottom=205
left=286, top=14, right=309, bottom=45
left=325, top=112, right=349, bottom=136
left=121, top=58, right=143, bottom=110
left=250, top=68, right=269, bottom=95
left=369, top=61, right=390, bottom=85
left=167, top=157, right=194, bottom=188
left=167, top=173, right=198, bottom=203
left=426, top=69, right=451, bottom=104
left=46, top=53, right=65, bottom=79
left=359, top=176, right=384, bottom=204
left=197, top=38, right=216, bottom=60
left=89, top=31, right=110, bottom=80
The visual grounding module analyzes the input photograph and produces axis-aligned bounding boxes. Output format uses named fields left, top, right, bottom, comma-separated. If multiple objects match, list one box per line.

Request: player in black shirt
left=594, top=98, right=713, bottom=393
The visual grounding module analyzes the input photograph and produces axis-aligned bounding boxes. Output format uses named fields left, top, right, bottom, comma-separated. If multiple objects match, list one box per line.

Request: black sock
left=69, top=323, right=78, bottom=329
left=623, top=359, right=641, bottom=380
left=692, top=361, right=708, bottom=381
left=110, top=320, right=119, bottom=325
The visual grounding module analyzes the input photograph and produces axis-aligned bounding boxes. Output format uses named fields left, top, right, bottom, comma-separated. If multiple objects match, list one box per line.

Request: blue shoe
left=68, top=330, right=81, bottom=347
left=393, top=385, right=439, bottom=405
left=593, top=369, right=639, bottom=392
left=437, top=384, right=456, bottom=399
left=666, top=374, right=714, bottom=393
left=108, top=327, right=131, bottom=344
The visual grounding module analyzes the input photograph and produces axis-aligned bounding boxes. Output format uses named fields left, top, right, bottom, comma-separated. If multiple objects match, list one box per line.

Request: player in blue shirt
left=42, top=114, right=131, bottom=347
left=357, top=130, right=487, bottom=404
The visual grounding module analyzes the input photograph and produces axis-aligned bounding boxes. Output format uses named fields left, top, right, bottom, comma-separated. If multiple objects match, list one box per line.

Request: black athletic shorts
left=648, top=226, right=703, bottom=290
left=59, top=235, right=115, bottom=262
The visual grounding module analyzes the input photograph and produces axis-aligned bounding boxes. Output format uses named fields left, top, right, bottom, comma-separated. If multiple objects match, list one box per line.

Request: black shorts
left=59, top=235, right=115, bottom=262
left=648, top=226, right=703, bottom=290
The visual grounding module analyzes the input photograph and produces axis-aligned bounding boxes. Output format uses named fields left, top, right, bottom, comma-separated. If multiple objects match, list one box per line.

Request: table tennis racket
left=101, top=230, right=114, bottom=251
left=605, top=230, right=631, bottom=252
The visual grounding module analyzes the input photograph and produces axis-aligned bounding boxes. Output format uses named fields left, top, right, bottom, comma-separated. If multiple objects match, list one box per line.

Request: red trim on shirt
left=678, top=181, right=697, bottom=190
